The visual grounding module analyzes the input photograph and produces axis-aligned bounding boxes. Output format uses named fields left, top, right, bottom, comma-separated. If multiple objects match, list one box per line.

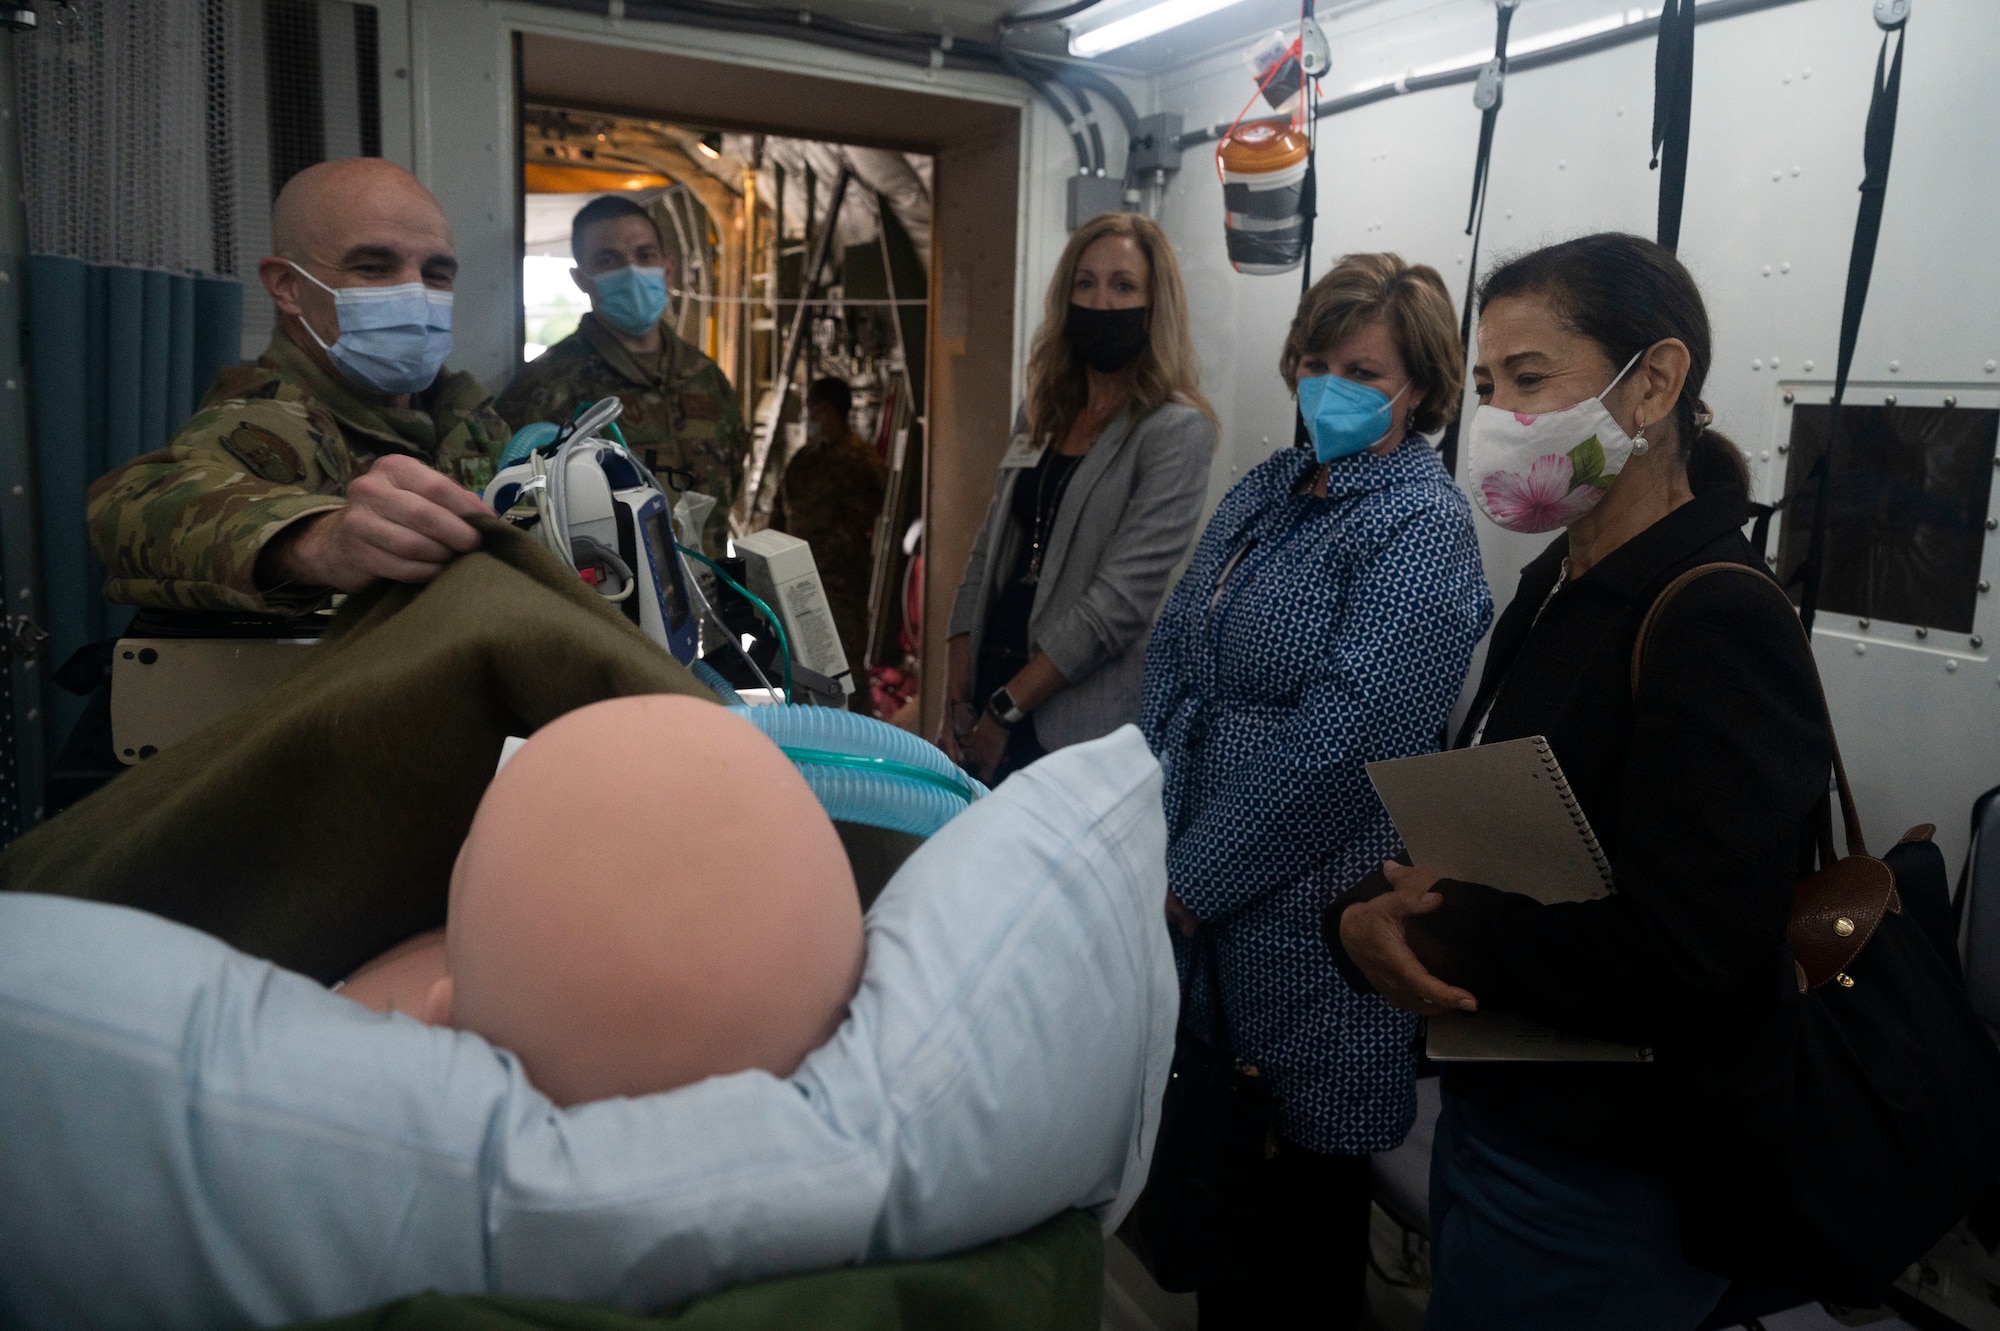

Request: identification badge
left=998, top=432, right=1046, bottom=470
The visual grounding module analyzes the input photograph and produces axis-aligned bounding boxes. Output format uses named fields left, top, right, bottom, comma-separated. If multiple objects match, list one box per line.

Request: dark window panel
left=1778, top=403, right=1999, bottom=634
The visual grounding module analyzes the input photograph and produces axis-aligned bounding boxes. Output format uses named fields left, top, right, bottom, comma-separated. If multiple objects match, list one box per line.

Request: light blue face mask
left=590, top=265, right=669, bottom=336
left=289, top=261, right=453, bottom=397
left=1297, top=373, right=1410, bottom=463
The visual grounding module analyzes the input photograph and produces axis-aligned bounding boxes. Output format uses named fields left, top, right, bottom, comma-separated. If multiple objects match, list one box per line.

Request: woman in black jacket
left=1327, top=234, right=1833, bottom=1330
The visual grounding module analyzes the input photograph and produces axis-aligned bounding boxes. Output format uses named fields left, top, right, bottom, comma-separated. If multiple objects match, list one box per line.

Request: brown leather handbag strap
left=1629, top=561, right=1870, bottom=861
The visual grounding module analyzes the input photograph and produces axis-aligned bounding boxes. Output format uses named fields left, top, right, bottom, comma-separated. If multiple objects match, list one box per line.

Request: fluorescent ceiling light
left=1381, top=5, right=1657, bottom=85
left=1069, top=0, right=1254, bottom=58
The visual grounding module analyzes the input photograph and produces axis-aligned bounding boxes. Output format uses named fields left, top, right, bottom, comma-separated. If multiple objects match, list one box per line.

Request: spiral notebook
left=1365, top=736, right=1649, bottom=1064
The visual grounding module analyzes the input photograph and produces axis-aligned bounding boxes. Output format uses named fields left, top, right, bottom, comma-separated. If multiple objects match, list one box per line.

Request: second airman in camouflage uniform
left=495, top=194, right=748, bottom=556
left=495, top=312, right=747, bottom=555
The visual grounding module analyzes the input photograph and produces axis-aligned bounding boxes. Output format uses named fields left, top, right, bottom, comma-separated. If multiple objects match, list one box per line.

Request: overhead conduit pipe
left=1174, top=0, right=1821, bottom=149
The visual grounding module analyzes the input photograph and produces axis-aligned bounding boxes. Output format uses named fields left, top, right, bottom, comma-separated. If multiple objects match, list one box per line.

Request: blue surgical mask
left=289, top=261, right=453, bottom=397
left=591, top=266, right=669, bottom=336
left=1297, top=374, right=1409, bottom=463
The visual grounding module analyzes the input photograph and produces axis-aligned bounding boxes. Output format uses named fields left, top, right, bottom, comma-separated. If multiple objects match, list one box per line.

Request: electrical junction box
left=1066, top=173, right=1125, bottom=231
left=733, top=529, right=854, bottom=696
left=1127, top=112, right=1184, bottom=175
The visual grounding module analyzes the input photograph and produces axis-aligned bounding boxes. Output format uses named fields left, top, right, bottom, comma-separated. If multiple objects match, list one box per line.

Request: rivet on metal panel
left=1804, top=360, right=1815, bottom=371
left=1944, top=395, right=1958, bottom=408
left=1855, top=643, right=1867, bottom=656
left=1761, top=451, right=1771, bottom=462
left=1753, top=360, right=1763, bottom=370
left=1771, top=170, right=1782, bottom=182
left=1781, top=262, right=1792, bottom=273
left=1989, top=518, right=1999, bottom=531
left=1987, top=361, right=1997, bottom=373
left=1771, top=357, right=1781, bottom=368
left=1972, top=636, right=1984, bottom=649
left=1778, top=443, right=1790, bottom=454
left=1761, top=265, right=1772, bottom=277
left=1916, top=626, right=1929, bottom=639
left=1783, top=391, right=1796, bottom=404
left=1982, top=581, right=1994, bottom=594
left=1791, top=166, right=1801, bottom=177
left=1859, top=618, right=1871, bottom=630
left=24, top=708, right=33, bottom=721
left=1889, top=360, right=1900, bottom=372
left=1948, top=660, right=1960, bottom=674
left=1885, top=394, right=1897, bottom=406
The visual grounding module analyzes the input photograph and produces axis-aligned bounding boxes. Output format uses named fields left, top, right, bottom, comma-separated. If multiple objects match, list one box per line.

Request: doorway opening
left=514, top=33, right=1021, bottom=733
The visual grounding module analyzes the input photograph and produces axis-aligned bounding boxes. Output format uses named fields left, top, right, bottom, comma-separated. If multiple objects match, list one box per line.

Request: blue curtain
left=24, top=255, right=243, bottom=743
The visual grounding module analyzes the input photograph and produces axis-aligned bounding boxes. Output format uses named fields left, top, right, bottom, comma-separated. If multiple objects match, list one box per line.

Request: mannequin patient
left=338, top=695, right=865, bottom=1106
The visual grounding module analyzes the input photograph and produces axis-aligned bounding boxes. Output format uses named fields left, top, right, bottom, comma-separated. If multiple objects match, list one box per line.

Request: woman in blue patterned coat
left=1140, top=252, right=1492, bottom=1329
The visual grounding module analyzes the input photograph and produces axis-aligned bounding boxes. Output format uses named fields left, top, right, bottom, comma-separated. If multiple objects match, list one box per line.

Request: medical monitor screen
left=1777, top=403, right=1998, bottom=634
left=643, top=509, right=691, bottom=634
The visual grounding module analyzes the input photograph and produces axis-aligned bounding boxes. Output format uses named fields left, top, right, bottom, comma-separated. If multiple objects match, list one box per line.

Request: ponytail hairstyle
left=1476, top=233, right=1748, bottom=492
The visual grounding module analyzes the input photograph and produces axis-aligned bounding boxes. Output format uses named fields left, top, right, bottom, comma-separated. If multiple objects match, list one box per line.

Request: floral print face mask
left=1465, top=349, right=1645, bottom=533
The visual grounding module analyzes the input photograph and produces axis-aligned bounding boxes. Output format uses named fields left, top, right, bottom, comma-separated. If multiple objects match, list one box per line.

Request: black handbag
left=1634, top=564, right=2000, bottom=1304
left=1128, top=931, right=1275, bottom=1294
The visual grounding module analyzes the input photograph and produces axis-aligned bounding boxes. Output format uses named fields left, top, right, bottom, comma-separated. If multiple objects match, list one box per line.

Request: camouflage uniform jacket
left=86, top=331, right=505, bottom=615
left=772, top=431, right=888, bottom=671
left=494, top=313, right=748, bottom=554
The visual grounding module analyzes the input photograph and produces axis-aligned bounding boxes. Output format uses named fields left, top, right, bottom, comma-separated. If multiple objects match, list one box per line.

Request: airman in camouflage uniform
left=87, top=331, right=504, bottom=614
left=772, top=378, right=888, bottom=709
left=87, top=157, right=505, bottom=616
left=495, top=312, right=747, bottom=557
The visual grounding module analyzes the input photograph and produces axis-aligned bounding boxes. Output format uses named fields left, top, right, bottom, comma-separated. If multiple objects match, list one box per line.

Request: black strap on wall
left=1291, top=151, right=1319, bottom=450
left=1437, top=0, right=1516, bottom=477
left=1798, top=20, right=1905, bottom=632
left=1651, top=0, right=1696, bottom=251
left=1291, top=0, right=1320, bottom=451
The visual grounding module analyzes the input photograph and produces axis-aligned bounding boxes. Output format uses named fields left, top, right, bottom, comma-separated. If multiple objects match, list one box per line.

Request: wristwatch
left=986, top=687, right=1027, bottom=728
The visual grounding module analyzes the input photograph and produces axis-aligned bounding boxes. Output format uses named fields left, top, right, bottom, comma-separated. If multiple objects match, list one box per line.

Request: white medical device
left=732, top=529, right=854, bottom=697
left=483, top=400, right=700, bottom=666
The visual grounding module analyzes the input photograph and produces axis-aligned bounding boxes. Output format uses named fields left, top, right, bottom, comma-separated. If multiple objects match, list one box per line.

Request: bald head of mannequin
left=340, top=696, right=866, bottom=1107
left=257, top=158, right=457, bottom=398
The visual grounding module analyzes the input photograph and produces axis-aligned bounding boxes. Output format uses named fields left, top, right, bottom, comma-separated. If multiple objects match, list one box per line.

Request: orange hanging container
left=1218, top=118, right=1310, bottom=275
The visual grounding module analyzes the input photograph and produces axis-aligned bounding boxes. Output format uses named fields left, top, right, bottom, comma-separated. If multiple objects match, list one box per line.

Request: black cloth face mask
left=1066, top=303, right=1150, bottom=374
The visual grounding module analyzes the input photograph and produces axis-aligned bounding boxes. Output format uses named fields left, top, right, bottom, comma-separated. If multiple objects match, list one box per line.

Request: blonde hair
left=1279, top=252, right=1463, bottom=434
left=1024, top=212, right=1217, bottom=446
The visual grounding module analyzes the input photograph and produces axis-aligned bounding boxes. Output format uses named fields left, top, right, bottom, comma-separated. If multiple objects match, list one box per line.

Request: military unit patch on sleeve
left=220, top=423, right=307, bottom=485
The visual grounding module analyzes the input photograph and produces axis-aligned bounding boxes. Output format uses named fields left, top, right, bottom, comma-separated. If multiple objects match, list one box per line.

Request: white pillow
left=0, top=725, right=1177, bottom=1331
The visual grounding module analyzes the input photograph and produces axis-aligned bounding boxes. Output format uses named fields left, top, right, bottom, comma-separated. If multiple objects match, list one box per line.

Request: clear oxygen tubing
left=678, top=547, right=782, bottom=699
left=675, top=542, right=796, bottom=704
left=727, top=704, right=987, bottom=838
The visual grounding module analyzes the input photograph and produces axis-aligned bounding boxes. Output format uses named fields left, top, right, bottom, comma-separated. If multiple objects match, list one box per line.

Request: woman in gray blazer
left=942, top=212, right=1216, bottom=784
